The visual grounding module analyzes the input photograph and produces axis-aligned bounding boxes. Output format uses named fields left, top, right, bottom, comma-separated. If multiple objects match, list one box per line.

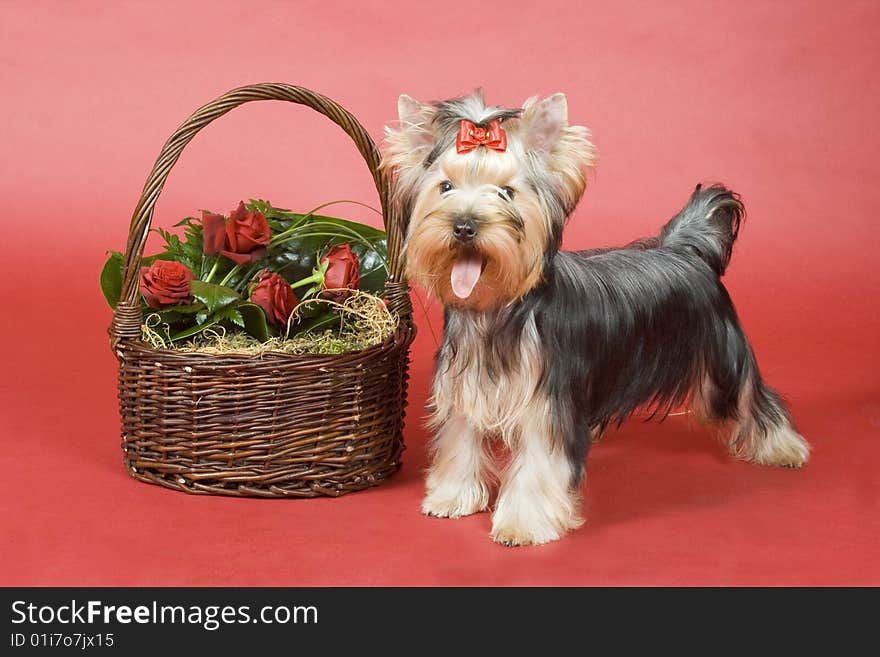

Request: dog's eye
left=439, top=181, right=454, bottom=194
left=500, top=186, right=516, bottom=201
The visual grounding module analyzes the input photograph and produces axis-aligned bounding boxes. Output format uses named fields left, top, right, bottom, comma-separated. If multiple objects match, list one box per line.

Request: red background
left=1, top=1, right=877, bottom=585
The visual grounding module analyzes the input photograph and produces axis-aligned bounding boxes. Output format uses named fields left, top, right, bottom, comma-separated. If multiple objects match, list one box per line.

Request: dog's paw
left=734, top=422, right=810, bottom=469
left=490, top=512, right=583, bottom=547
left=421, top=487, right=489, bottom=519
left=490, top=522, right=564, bottom=547
left=490, top=487, right=584, bottom=546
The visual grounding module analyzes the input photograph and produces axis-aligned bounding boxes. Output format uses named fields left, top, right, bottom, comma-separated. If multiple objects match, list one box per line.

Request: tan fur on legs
left=422, top=415, right=494, bottom=518
left=732, top=383, right=810, bottom=468
left=696, top=374, right=810, bottom=468
left=490, top=398, right=584, bottom=546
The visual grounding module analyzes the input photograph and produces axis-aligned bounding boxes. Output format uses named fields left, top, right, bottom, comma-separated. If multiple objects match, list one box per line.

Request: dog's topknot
left=421, top=92, right=522, bottom=167
left=432, top=90, right=522, bottom=132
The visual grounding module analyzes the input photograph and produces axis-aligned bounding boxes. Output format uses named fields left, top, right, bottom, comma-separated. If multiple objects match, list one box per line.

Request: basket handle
left=110, top=83, right=411, bottom=343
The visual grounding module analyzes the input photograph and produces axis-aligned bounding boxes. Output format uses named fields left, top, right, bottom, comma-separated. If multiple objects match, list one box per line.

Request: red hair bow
left=456, top=119, right=507, bottom=154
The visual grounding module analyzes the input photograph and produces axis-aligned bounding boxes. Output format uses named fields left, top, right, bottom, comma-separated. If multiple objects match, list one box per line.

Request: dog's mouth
left=450, top=250, right=485, bottom=299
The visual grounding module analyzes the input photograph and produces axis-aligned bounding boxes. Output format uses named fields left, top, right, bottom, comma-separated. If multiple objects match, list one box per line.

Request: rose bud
left=222, top=201, right=271, bottom=264
left=320, top=243, right=360, bottom=302
left=140, top=260, right=195, bottom=309
left=250, top=270, right=299, bottom=327
left=202, top=211, right=227, bottom=256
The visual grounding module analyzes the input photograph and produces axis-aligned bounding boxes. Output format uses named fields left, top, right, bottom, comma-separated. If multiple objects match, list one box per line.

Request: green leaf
left=170, top=319, right=219, bottom=342
left=100, top=251, right=124, bottom=309
left=153, top=303, right=206, bottom=326
left=142, top=253, right=174, bottom=266
left=169, top=303, right=204, bottom=314
left=189, top=280, right=242, bottom=313
left=238, top=303, right=270, bottom=342
left=151, top=217, right=204, bottom=273
left=301, top=284, right=319, bottom=300
left=213, top=305, right=245, bottom=328
left=174, top=215, right=200, bottom=227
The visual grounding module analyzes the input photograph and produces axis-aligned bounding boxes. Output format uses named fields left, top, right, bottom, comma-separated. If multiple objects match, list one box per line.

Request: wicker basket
left=108, top=83, right=414, bottom=497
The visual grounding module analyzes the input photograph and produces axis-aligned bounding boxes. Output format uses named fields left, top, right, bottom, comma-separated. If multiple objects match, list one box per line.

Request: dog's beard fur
left=381, top=91, right=809, bottom=547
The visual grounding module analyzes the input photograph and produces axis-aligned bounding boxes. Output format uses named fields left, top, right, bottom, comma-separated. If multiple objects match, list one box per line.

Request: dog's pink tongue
left=451, top=253, right=483, bottom=299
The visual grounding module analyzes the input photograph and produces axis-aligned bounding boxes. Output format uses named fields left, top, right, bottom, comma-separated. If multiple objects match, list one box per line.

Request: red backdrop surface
left=1, top=1, right=877, bottom=585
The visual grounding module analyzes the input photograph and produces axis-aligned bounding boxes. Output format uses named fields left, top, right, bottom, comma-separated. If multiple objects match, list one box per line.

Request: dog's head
left=382, top=90, right=595, bottom=310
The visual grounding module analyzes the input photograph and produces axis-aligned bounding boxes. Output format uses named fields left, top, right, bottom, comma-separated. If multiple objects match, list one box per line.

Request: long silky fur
left=437, top=185, right=802, bottom=484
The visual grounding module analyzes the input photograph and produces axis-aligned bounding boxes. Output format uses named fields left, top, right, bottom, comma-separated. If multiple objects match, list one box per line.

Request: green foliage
left=103, top=199, right=388, bottom=348
left=189, top=280, right=241, bottom=314
left=100, top=251, right=124, bottom=309
left=153, top=217, right=204, bottom=275
left=152, top=303, right=204, bottom=326
left=248, top=200, right=388, bottom=294
left=238, top=303, right=270, bottom=342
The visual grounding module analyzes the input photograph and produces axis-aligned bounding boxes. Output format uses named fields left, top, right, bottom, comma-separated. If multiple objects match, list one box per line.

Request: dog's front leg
left=491, top=411, right=584, bottom=546
left=421, top=414, right=493, bottom=518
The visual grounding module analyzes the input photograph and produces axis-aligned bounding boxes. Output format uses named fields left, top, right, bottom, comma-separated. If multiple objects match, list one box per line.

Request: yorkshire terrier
left=382, top=91, right=810, bottom=546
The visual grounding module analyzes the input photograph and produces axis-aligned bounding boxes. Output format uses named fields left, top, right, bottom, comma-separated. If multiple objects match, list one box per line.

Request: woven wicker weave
left=109, top=83, right=414, bottom=497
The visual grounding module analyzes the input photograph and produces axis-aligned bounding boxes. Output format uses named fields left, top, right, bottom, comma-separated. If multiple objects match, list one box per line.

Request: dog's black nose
left=452, top=218, right=477, bottom=244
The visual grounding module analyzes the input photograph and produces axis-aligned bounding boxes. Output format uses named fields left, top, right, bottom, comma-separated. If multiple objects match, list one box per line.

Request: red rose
left=250, top=270, right=298, bottom=327
left=202, top=211, right=227, bottom=256
left=140, top=260, right=194, bottom=309
left=224, top=202, right=270, bottom=264
left=320, top=243, right=360, bottom=302
left=202, top=202, right=271, bottom=264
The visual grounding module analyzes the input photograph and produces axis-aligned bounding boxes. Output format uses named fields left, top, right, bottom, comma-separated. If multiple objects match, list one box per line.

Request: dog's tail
left=659, top=184, right=744, bottom=276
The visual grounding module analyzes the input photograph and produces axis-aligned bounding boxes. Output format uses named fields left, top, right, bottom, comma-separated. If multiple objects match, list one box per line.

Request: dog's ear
left=382, top=94, right=437, bottom=172
left=520, top=94, right=596, bottom=211
left=520, top=93, right=570, bottom=153
left=397, top=95, right=433, bottom=140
